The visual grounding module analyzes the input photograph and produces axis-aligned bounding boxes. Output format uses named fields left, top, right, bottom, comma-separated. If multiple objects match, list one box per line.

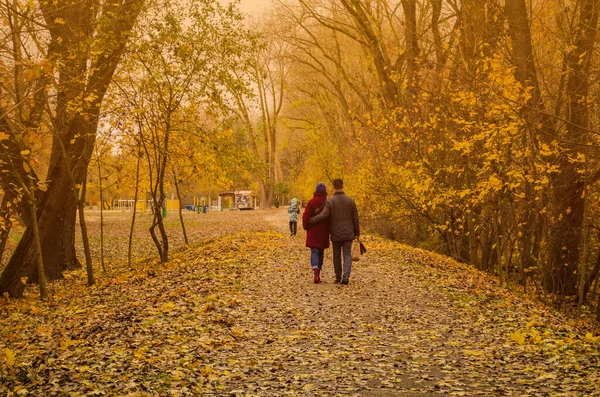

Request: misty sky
left=233, top=0, right=273, bottom=16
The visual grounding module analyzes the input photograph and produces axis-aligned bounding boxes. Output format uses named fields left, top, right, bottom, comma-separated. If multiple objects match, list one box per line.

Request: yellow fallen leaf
left=526, top=320, right=544, bottom=328
left=5, top=348, right=15, bottom=367
left=463, top=349, right=484, bottom=356
left=37, top=325, right=52, bottom=337
left=537, top=372, right=557, bottom=380
left=511, top=329, right=526, bottom=345
left=60, top=339, right=78, bottom=349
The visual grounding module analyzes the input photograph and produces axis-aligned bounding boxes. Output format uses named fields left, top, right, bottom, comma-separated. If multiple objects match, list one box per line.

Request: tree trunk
left=172, top=168, right=189, bottom=246
left=430, top=0, right=447, bottom=77
left=459, top=217, right=471, bottom=264
left=480, top=223, right=497, bottom=272
left=0, top=161, right=80, bottom=297
left=259, top=179, right=269, bottom=209
left=78, top=178, right=95, bottom=286
left=494, top=210, right=503, bottom=285
left=506, top=0, right=561, bottom=291
left=597, top=289, right=600, bottom=321
left=27, top=178, right=48, bottom=300
left=468, top=211, right=479, bottom=268
left=519, top=183, right=536, bottom=272
left=401, top=0, right=420, bottom=94
left=98, top=157, right=106, bottom=272
left=149, top=206, right=169, bottom=263
left=145, top=113, right=170, bottom=263
left=0, top=196, right=13, bottom=265
left=458, top=0, right=486, bottom=79
left=582, top=233, right=600, bottom=302
left=128, top=149, right=142, bottom=267
left=547, top=0, right=599, bottom=295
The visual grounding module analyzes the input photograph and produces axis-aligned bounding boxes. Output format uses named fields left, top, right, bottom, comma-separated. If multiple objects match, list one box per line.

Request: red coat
left=303, top=193, right=330, bottom=249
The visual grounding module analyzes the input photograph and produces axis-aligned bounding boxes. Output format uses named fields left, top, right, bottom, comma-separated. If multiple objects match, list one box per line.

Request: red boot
left=313, top=268, right=321, bottom=284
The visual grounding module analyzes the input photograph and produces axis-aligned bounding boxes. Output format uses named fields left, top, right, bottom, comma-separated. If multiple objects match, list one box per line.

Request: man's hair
left=332, top=179, right=343, bottom=190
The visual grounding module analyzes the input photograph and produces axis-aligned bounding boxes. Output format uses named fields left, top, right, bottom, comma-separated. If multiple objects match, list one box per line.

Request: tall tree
left=506, top=0, right=554, bottom=283
left=114, top=0, right=254, bottom=259
left=0, top=0, right=144, bottom=297
left=546, top=0, right=600, bottom=295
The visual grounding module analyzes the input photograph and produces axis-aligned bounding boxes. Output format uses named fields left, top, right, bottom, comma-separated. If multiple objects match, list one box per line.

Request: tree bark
left=97, top=156, right=105, bottom=272
left=144, top=113, right=170, bottom=263
left=458, top=0, right=486, bottom=79
left=128, top=147, right=142, bottom=267
left=172, top=168, right=189, bottom=246
left=582, top=232, right=600, bottom=302
left=78, top=178, right=95, bottom=286
left=401, top=0, right=420, bottom=89
left=547, top=0, right=599, bottom=295
left=0, top=197, right=13, bottom=265
left=506, top=0, right=558, bottom=290
left=27, top=177, right=48, bottom=300
left=0, top=160, right=81, bottom=297
left=430, top=0, right=446, bottom=76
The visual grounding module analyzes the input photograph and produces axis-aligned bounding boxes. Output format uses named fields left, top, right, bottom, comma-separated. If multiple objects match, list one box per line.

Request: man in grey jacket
left=310, top=178, right=360, bottom=285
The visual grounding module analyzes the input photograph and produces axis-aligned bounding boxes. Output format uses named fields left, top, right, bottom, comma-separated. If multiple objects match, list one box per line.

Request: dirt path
left=1, top=210, right=599, bottom=396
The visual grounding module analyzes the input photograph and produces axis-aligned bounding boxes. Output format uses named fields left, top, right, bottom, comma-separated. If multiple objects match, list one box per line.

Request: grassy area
left=1, top=209, right=286, bottom=271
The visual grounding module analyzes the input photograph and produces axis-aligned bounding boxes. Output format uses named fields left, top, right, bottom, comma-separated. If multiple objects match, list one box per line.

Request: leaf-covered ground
left=1, top=209, right=599, bottom=396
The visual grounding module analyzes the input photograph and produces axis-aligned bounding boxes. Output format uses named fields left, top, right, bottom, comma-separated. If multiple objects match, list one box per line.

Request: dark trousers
left=289, top=221, right=297, bottom=235
left=332, top=240, right=352, bottom=280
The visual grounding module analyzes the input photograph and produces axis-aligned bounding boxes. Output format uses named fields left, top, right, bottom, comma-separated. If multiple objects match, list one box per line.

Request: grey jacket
left=310, top=191, right=359, bottom=241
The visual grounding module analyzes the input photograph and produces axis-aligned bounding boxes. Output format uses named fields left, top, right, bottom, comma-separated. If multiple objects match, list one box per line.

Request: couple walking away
left=302, top=179, right=360, bottom=285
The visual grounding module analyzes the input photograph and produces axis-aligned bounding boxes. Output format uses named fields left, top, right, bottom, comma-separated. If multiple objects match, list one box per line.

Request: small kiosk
left=218, top=190, right=256, bottom=210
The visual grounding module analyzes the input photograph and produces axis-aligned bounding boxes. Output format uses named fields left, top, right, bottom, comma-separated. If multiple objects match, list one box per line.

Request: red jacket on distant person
left=303, top=192, right=330, bottom=249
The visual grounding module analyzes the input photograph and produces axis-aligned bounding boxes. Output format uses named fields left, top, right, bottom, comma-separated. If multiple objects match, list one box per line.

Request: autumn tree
left=545, top=0, right=599, bottom=295
left=112, top=0, right=254, bottom=261
left=0, top=0, right=144, bottom=298
left=272, top=0, right=600, bottom=308
left=210, top=16, right=292, bottom=209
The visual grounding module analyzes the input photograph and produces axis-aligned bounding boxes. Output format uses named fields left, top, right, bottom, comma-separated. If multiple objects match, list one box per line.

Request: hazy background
left=234, top=0, right=273, bottom=16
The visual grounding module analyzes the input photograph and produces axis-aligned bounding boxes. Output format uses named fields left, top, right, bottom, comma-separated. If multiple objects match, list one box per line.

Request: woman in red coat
left=302, top=183, right=330, bottom=283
